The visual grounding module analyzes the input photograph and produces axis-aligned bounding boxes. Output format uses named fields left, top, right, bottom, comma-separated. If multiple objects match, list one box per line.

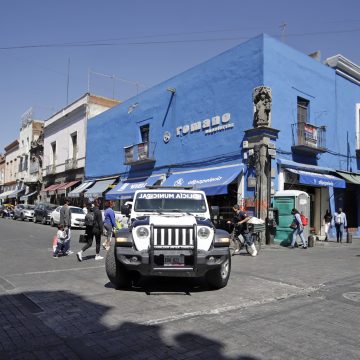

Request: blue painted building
left=85, top=34, right=360, bottom=238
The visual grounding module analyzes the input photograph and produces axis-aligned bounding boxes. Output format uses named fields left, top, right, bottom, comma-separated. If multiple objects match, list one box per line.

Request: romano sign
left=176, top=113, right=234, bottom=137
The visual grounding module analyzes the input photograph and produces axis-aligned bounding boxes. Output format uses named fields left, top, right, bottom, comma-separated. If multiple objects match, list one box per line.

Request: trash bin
left=308, top=235, right=316, bottom=247
left=346, top=232, right=352, bottom=244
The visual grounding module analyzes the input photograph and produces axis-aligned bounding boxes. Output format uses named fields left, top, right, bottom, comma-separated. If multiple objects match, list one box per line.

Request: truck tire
left=105, top=244, right=131, bottom=289
left=206, top=255, right=231, bottom=290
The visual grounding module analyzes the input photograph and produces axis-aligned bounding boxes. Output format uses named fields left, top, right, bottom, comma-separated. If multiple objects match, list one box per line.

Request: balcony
left=30, top=162, right=39, bottom=174
left=124, top=141, right=156, bottom=165
left=291, top=122, right=326, bottom=155
left=45, top=164, right=56, bottom=176
left=65, top=158, right=78, bottom=171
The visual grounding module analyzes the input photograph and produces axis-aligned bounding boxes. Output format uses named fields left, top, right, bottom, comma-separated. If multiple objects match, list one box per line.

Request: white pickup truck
left=105, top=187, right=231, bottom=290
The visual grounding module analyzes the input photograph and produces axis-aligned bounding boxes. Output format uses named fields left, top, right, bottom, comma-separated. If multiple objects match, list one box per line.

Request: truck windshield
left=134, top=192, right=207, bottom=213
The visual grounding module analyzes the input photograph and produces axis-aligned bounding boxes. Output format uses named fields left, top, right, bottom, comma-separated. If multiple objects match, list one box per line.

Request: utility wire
left=1, top=28, right=360, bottom=50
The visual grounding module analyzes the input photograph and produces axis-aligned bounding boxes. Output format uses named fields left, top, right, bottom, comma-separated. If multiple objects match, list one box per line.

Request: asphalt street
left=0, top=217, right=359, bottom=360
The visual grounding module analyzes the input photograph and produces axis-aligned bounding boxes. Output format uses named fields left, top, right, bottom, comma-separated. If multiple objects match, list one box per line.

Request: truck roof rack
left=145, top=185, right=193, bottom=190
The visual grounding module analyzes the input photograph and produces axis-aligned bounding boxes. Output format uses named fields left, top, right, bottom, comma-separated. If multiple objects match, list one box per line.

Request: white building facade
left=42, top=93, right=120, bottom=204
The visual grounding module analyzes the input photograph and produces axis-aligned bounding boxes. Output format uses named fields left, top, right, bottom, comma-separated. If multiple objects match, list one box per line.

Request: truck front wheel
left=105, top=244, right=131, bottom=289
left=206, top=256, right=231, bottom=290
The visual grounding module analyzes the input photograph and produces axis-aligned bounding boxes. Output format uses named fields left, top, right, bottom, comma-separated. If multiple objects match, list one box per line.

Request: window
left=51, top=142, right=56, bottom=165
left=140, top=124, right=149, bottom=143
left=71, top=132, right=77, bottom=160
left=297, top=97, right=309, bottom=124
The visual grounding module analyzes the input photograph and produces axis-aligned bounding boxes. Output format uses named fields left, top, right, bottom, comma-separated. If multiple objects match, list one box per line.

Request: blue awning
left=162, top=164, right=244, bottom=195
left=84, top=179, right=116, bottom=199
left=287, top=169, right=346, bottom=188
left=20, top=191, right=38, bottom=201
left=8, top=188, right=25, bottom=199
left=106, top=174, right=164, bottom=200
left=68, top=181, right=94, bottom=198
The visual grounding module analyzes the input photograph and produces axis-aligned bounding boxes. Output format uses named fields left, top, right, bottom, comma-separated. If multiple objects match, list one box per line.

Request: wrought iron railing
left=291, top=122, right=326, bottom=151
left=124, top=141, right=156, bottom=165
left=65, top=158, right=78, bottom=170
left=45, top=164, right=56, bottom=175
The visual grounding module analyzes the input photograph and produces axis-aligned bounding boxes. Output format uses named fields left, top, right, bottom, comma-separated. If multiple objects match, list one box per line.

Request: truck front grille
left=153, top=226, right=195, bottom=248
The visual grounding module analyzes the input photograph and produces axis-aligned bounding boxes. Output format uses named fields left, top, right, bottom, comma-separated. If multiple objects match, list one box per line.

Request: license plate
left=164, top=255, right=185, bottom=267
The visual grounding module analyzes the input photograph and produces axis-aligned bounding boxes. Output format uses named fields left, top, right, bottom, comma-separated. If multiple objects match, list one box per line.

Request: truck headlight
left=198, top=227, right=211, bottom=239
left=136, top=226, right=150, bottom=239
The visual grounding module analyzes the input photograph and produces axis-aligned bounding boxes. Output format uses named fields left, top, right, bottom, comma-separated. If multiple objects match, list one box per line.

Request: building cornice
left=324, top=54, right=360, bottom=83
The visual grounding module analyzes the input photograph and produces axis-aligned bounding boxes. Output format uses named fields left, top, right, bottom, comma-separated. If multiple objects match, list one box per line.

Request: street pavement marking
left=7, top=265, right=105, bottom=277
left=0, top=276, right=16, bottom=290
left=141, top=285, right=321, bottom=326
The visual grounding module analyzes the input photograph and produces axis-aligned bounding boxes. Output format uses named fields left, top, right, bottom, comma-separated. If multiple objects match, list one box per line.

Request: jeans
left=291, top=228, right=306, bottom=247
left=335, top=223, right=344, bottom=242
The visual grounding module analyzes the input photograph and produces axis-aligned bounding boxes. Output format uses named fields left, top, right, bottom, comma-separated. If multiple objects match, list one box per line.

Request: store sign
left=176, top=113, right=234, bottom=137
left=304, top=124, right=318, bottom=147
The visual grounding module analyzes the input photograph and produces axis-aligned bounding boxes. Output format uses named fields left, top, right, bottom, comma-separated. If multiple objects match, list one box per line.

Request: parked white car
left=50, top=206, right=86, bottom=228
left=13, top=204, right=35, bottom=221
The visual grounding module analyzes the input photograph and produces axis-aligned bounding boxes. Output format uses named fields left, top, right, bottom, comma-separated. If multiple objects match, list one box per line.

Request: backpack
left=85, top=211, right=94, bottom=226
left=300, top=214, right=308, bottom=226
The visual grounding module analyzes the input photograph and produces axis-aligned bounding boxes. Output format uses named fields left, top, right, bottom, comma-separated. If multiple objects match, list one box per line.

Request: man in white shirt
left=333, top=208, right=347, bottom=243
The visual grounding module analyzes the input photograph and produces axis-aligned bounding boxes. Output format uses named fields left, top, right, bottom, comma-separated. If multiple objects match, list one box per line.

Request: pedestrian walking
left=60, top=198, right=71, bottom=230
left=103, top=201, right=116, bottom=250
left=289, top=208, right=307, bottom=249
left=77, top=200, right=104, bottom=261
left=63, top=227, right=73, bottom=255
left=53, top=225, right=66, bottom=258
left=323, top=209, right=332, bottom=242
left=333, top=208, right=347, bottom=243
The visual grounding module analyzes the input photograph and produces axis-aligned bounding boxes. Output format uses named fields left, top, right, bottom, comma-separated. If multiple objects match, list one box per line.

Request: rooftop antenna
left=279, top=22, right=287, bottom=42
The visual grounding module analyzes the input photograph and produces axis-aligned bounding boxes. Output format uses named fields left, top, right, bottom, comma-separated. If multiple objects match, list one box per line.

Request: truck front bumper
left=115, top=246, right=229, bottom=277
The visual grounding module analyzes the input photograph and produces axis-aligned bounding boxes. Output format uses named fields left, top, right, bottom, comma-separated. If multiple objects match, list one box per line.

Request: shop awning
left=57, top=180, right=80, bottom=194
left=106, top=174, right=164, bottom=200
left=84, top=179, right=116, bottom=199
left=8, top=188, right=25, bottom=199
left=287, top=169, right=346, bottom=188
left=20, top=191, right=38, bottom=201
left=336, top=171, right=360, bottom=185
left=162, top=164, right=244, bottom=195
left=0, top=189, right=17, bottom=199
left=68, top=181, right=95, bottom=198
left=42, top=183, right=63, bottom=192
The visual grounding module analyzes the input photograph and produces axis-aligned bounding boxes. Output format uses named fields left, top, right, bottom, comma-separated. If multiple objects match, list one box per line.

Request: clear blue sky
left=1, top=0, right=360, bottom=151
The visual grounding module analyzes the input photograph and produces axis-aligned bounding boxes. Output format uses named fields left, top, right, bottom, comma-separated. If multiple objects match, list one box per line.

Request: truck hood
left=149, top=214, right=196, bottom=226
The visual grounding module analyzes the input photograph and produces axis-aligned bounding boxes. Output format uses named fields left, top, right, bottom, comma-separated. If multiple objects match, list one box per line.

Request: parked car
left=13, top=204, right=35, bottom=221
left=33, top=203, right=58, bottom=224
left=50, top=206, right=86, bottom=228
left=0, top=204, right=15, bottom=218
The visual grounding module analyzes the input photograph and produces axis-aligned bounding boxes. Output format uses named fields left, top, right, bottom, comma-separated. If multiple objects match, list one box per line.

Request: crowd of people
left=52, top=198, right=120, bottom=261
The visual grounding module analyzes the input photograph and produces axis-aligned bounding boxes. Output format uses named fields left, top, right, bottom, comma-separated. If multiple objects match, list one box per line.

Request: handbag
left=289, top=221, right=297, bottom=229
left=79, top=234, right=87, bottom=243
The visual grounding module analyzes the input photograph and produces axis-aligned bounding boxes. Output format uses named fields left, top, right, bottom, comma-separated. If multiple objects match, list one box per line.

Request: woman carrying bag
left=289, top=208, right=307, bottom=249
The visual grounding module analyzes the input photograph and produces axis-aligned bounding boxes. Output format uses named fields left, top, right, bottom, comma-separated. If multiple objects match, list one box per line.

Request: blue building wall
left=86, top=35, right=264, bottom=179
left=262, top=35, right=360, bottom=171
left=86, top=34, right=360, bottom=228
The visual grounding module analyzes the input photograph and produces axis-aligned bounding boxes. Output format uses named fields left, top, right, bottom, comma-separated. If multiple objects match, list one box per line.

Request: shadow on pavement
left=0, top=289, right=262, bottom=360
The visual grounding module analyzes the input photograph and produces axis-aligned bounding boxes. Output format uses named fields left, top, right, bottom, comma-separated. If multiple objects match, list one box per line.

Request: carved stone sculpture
left=253, top=86, right=272, bottom=127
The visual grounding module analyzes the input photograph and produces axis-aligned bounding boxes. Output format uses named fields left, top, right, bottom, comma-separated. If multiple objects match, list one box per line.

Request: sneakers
left=302, top=246, right=308, bottom=249
left=53, top=255, right=58, bottom=258
left=76, top=252, right=82, bottom=262
left=95, top=255, right=104, bottom=261
left=66, top=250, right=74, bottom=255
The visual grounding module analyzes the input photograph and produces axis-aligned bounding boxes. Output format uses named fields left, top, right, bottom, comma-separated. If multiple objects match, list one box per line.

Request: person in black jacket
left=77, top=199, right=104, bottom=261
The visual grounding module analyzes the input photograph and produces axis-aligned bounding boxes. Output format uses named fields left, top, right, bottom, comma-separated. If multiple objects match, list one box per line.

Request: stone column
left=244, top=86, right=279, bottom=244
